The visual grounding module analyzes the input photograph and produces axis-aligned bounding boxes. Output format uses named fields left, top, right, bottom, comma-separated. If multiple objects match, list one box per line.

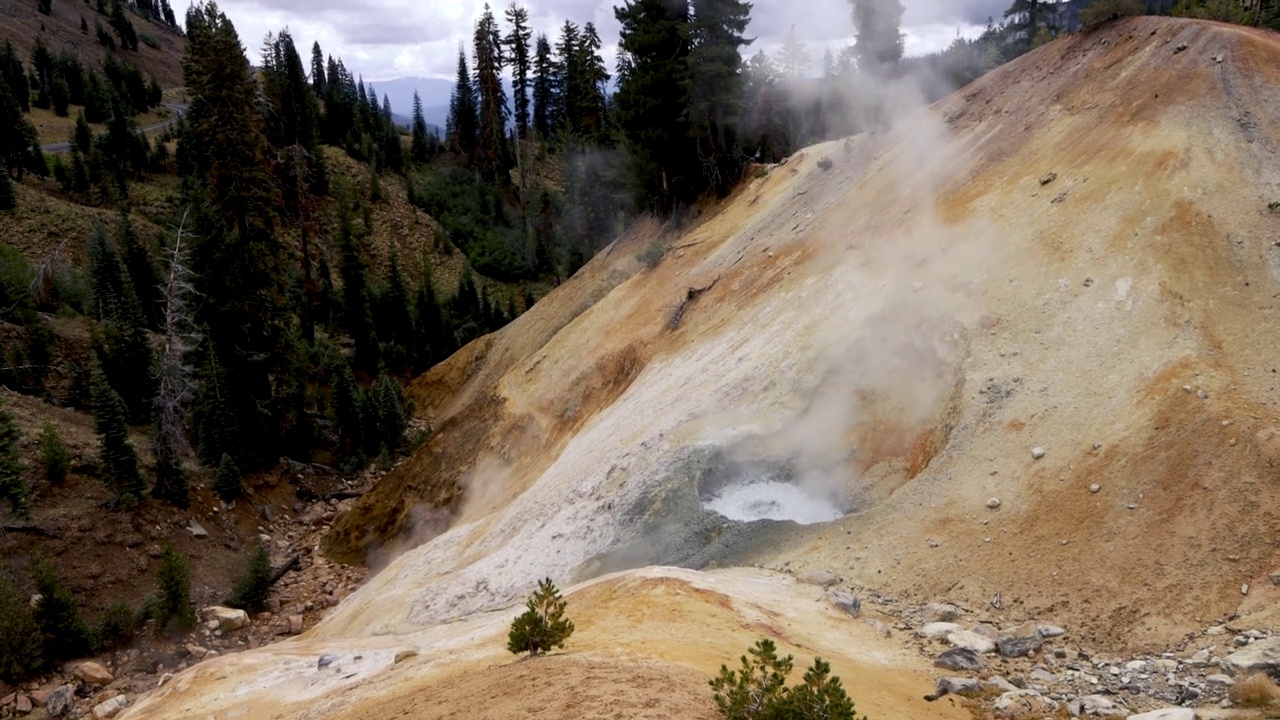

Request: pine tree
left=473, top=4, right=509, bottom=182
left=0, top=404, right=26, bottom=518
left=228, top=543, right=271, bottom=612
left=91, top=370, right=144, bottom=504
left=214, top=451, right=241, bottom=502
left=507, top=578, right=574, bottom=657
left=412, top=270, right=444, bottom=372
left=572, top=24, right=610, bottom=141
left=446, top=46, right=478, bottom=157
left=505, top=3, right=533, bottom=139
left=373, top=373, right=407, bottom=451
left=553, top=21, right=581, bottom=133
left=117, top=210, right=163, bottom=328
left=777, top=25, right=811, bottom=79
left=74, top=112, right=93, bottom=154
left=615, top=0, right=694, bottom=210
left=38, top=422, right=70, bottom=484
left=0, top=161, right=14, bottom=212
left=410, top=90, right=430, bottom=163
left=377, top=251, right=413, bottom=369
left=532, top=34, right=554, bottom=139
left=0, top=572, right=42, bottom=683
left=152, top=214, right=195, bottom=509
left=0, top=42, right=28, bottom=113
left=310, top=41, right=326, bottom=96
left=332, top=361, right=364, bottom=459
left=686, top=0, right=753, bottom=197
left=852, top=0, right=905, bottom=72
left=710, top=640, right=859, bottom=720
left=31, top=559, right=93, bottom=665
left=0, top=75, right=39, bottom=181
left=154, top=541, right=196, bottom=631
left=337, top=199, right=379, bottom=373
left=261, top=29, right=327, bottom=197
left=183, top=2, right=288, bottom=469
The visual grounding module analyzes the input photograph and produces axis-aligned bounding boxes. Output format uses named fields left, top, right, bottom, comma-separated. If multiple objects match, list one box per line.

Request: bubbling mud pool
left=702, top=480, right=845, bottom=524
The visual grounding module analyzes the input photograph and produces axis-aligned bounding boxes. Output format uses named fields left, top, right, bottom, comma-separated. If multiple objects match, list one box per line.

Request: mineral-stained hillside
left=122, top=16, right=1280, bottom=719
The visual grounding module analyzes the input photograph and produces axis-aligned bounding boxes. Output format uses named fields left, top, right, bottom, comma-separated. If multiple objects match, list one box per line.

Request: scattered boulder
left=1205, top=674, right=1234, bottom=686
left=864, top=619, right=891, bottom=637
left=995, top=689, right=1058, bottom=718
left=924, top=676, right=983, bottom=701
left=816, top=157, right=834, bottom=171
left=28, top=691, right=48, bottom=708
left=982, top=676, right=1020, bottom=694
left=157, top=673, right=173, bottom=687
left=91, top=695, right=127, bottom=720
left=1126, top=709, right=1196, bottom=720
left=1038, top=173, right=1058, bottom=187
left=998, top=622, right=1043, bottom=658
left=828, top=591, right=861, bottom=617
left=1070, top=694, right=1127, bottom=718
left=15, top=694, right=31, bottom=714
left=185, top=519, right=208, bottom=538
left=1222, top=637, right=1280, bottom=675
left=987, top=497, right=1002, bottom=509
left=1174, top=42, right=1188, bottom=54
left=46, top=686, right=75, bottom=717
left=922, top=602, right=960, bottom=623
left=919, top=622, right=962, bottom=639
left=1031, top=446, right=1047, bottom=459
left=1036, top=623, right=1067, bottom=638
left=1189, top=648, right=1212, bottom=666
left=205, top=606, right=249, bottom=632
left=947, top=630, right=996, bottom=654
left=935, top=648, right=982, bottom=672
left=287, top=615, right=304, bottom=634
left=75, top=661, right=115, bottom=685
left=317, top=654, right=338, bottom=670
left=185, top=643, right=209, bottom=660
left=799, top=570, right=840, bottom=588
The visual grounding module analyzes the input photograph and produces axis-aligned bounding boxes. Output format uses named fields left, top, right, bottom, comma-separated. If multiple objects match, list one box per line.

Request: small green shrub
left=0, top=571, right=42, bottom=682
left=213, top=452, right=241, bottom=503
left=32, top=559, right=94, bottom=665
left=227, top=544, right=272, bottom=613
left=636, top=241, right=665, bottom=269
left=139, top=33, right=159, bottom=49
left=96, top=599, right=136, bottom=650
left=507, top=578, right=574, bottom=657
left=710, top=639, right=863, bottom=720
left=154, top=541, right=195, bottom=631
left=38, top=422, right=71, bottom=484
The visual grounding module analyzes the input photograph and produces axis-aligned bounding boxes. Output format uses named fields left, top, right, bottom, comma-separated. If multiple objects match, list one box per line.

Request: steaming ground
left=123, top=16, right=1280, bottom=719
left=703, top=480, right=845, bottom=524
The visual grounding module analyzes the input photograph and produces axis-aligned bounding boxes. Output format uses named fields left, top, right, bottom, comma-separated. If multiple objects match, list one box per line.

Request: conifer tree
left=0, top=76, right=39, bottom=181
left=777, top=26, right=811, bottom=79
left=262, top=30, right=327, bottom=197
left=182, top=2, right=288, bottom=469
left=474, top=4, right=509, bottom=182
left=373, top=372, right=408, bottom=451
left=154, top=541, right=195, bottom=631
left=91, top=371, right=144, bottom=504
left=152, top=214, right=195, bottom=509
left=851, top=0, right=905, bottom=72
left=31, top=560, right=93, bottom=665
left=214, top=451, right=241, bottom=502
left=504, top=4, right=533, bottom=139
left=573, top=23, right=610, bottom=141
left=228, top=543, right=271, bottom=612
left=337, top=198, right=379, bottom=373
left=507, top=578, right=574, bottom=657
left=332, top=361, right=363, bottom=458
left=532, top=34, right=554, bottom=138
left=446, top=46, right=478, bottom=157
left=686, top=0, right=753, bottom=196
left=0, top=571, right=41, bottom=683
left=73, top=112, right=93, bottom=154
left=410, top=90, right=430, bottom=163
left=117, top=210, right=163, bottom=328
left=615, top=0, right=694, bottom=210
left=38, top=422, right=70, bottom=484
left=310, top=41, right=326, bottom=96
left=0, top=161, right=14, bottom=212
left=412, top=270, right=444, bottom=372
left=0, top=42, right=28, bottom=113
left=377, top=251, right=413, bottom=369
left=0, top=404, right=26, bottom=518
left=553, top=21, right=582, bottom=133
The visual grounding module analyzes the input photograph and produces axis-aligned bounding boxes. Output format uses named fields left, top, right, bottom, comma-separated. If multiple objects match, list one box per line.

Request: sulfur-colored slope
left=121, top=568, right=962, bottom=720
left=127, top=15, right=1280, bottom=720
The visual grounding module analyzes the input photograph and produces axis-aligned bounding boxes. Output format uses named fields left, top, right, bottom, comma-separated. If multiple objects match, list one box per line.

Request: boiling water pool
left=702, top=480, right=844, bottom=525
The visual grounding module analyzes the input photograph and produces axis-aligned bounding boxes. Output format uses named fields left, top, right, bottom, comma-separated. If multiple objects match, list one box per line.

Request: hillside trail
left=39, top=103, right=188, bottom=153
left=113, top=15, right=1280, bottom=720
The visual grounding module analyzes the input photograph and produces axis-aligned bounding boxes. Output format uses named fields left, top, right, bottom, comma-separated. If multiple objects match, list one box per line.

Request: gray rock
left=864, top=619, right=891, bottom=637
left=185, top=519, right=208, bottom=538
left=919, top=622, right=962, bottom=639
left=317, top=654, right=337, bottom=670
left=1039, top=173, right=1058, bottom=187
left=1090, top=483, right=1102, bottom=493
left=987, top=497, right=1002, bottom=509
left=982, top=676, right=1020, bottom=694
left=1174, top=42, right=1188, bottom=53
left=1222, top=637, right=1280, bottom=675
left=205, top=606, right=249, bottom=632
left=1037, top=623, right=1067, bottom=638
left=75, top=661, right=114, bottom=685
left=1031, top=666, right=1059, bottom=684
left=1125, top=709, right=1195, bottom=720
left=1189, top=648, right=1212, bottom=666
left=91, top=695, right=127, bottom=720
left=924, top=677, right=982, bottom=701
left=799, top=570, right=840, bottom=588
left=45, top=686, right=74, bottom=718
left=1070, top=694, right=1127, bottom=718
left=1032, top=446, right=1047, bottom=460
left=828, top=591, right=861, bottom=618
left=995, top=689, right=1058, bottom=718
left=922, top=602, right=961, bottom=623
left=998, top=622, right=1044, bottom=658
left=947, top=630, right=996, bottom=654
left=934, top=648, right=982, bottom=672
left=1205, top=674, right=1234, bottom=686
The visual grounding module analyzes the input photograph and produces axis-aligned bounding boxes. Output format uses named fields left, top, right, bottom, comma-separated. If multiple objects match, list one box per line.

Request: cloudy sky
left=213, top=0, right=1011, bottom=83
